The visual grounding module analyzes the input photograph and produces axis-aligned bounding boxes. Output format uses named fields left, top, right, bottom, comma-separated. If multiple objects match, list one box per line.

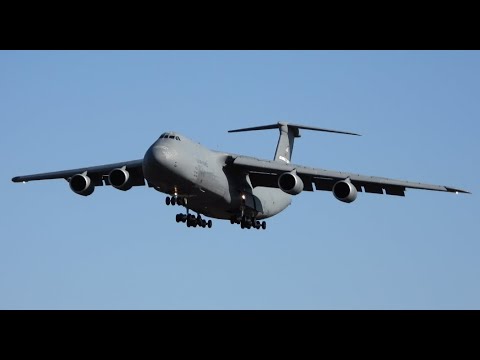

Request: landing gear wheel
left=175, top=210, right=212, bottom=229
left=171, top=197, right=176, bottom=206
left=165, top=197, right=171, bottom=206
left=261, top=221, right=267, bottom=230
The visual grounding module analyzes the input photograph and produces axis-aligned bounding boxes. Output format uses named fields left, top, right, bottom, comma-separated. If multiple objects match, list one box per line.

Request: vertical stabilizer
left=228, top=122, right=360, bottom=163
left=274, top=122, right=299, bottom=163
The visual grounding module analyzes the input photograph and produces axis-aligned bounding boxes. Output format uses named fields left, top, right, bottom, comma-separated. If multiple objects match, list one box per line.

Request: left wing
left=12, top=159, right=145, bottom=187
left=229, top=155, right=470, bottom=196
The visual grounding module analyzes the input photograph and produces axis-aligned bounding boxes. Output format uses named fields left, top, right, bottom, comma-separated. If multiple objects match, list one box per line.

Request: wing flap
left=248, top=172, right=278, bottom=188
left=384, top=186, right=406, bottom=197
left=362, top=183, right=384, bottom=194
left=313, top=178, right=336, bottom=191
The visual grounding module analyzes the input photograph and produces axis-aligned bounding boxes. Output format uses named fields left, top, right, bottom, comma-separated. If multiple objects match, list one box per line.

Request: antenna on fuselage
left=228, top=122, right=360, bottom=163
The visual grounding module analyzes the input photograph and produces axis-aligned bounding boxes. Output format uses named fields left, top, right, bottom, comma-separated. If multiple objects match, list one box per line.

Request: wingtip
left=446, top=187, right=471, bottom=194
left=12, top=176, right=28, bottom=183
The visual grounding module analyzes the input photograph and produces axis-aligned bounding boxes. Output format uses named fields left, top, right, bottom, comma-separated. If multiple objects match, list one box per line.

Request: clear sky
left=1, top=50, right=478, bottom=309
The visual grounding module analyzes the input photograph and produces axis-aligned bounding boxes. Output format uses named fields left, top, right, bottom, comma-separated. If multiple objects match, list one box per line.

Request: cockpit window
left=159, top=133, right=181, bottom=141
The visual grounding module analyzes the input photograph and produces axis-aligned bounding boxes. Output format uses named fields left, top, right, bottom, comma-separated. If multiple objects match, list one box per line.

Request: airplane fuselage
left=13, top=122, right=468, bottom=230
left=142, top=132, right=292, bottom=220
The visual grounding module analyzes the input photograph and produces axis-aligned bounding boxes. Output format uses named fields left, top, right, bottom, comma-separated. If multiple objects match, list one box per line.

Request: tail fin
left=228, top=122, right=360, bottom=163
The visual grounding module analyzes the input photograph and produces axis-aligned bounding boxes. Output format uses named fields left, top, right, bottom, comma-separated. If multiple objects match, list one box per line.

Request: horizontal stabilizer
left=228, top=124, right=279, bottom=133
left=228, top=122, right=361, bottom=136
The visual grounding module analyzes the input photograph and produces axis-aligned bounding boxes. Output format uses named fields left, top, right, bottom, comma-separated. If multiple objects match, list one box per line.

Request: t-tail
left=228, top=122, right=360, bottom=163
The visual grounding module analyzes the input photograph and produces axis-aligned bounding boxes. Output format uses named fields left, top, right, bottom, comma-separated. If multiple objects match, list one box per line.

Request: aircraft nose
left=144, top=144, right=165, bottom=168
left=143, top=143, right=177, bottom=183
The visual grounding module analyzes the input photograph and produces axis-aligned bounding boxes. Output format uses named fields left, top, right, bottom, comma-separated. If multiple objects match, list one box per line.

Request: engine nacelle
left=333, top=180, right=357, bottom=203
left=278, top=171, right=304, bottom=195
left=108, top=167, right=132, bottom=191
left=69, top=173, right=95, bottom=196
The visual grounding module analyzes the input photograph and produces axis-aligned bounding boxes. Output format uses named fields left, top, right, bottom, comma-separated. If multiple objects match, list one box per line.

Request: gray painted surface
left=11, top=122, right=469, bottom=228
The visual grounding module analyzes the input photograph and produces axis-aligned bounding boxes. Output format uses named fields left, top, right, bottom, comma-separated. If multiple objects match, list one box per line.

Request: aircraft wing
left=12, top=159, right=145, bottom=187
left=230, top=156, right=470, bottom=196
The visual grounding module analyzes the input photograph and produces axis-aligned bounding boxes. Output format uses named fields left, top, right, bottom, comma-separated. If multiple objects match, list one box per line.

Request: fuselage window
left=175, top=136, right=180, bottom=141
left=169, top=135, right=175, bottom=139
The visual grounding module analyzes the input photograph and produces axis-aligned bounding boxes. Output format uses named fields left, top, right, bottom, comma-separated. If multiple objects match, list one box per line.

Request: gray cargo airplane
left=12, top=122, right=469, bottom=230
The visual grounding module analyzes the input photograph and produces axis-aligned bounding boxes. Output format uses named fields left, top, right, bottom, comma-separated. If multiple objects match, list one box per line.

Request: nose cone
left=142, top=143, right=178, bottom=184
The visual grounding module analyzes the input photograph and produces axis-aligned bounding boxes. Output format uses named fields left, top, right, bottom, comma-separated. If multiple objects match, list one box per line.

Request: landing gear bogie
left=232, top=215, right=266, bottom=230
left=176, top=213, right=212, bottom=229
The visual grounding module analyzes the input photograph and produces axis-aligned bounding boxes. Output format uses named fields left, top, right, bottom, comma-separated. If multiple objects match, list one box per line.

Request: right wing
left=230, top=155, right=470, bottom=196
left=12, top=159, right=145, bottom=187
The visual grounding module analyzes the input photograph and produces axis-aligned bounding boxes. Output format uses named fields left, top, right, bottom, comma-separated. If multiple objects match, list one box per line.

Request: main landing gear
left=176, top=213, right=212, bottom=228
left=166, top=196, right=213, bottom=229
left=230, top=216, right=266, bottom=230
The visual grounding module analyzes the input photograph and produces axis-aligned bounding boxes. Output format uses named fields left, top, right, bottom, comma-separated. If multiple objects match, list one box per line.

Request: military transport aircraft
left=12, top=122, right=469, bottom=230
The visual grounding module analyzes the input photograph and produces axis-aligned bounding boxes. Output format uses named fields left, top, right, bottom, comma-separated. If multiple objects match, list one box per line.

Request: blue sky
left=1, top=50, right=478, bottom=309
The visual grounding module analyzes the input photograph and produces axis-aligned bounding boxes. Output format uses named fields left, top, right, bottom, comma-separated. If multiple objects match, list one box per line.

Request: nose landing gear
left=165, top=196, right=186, bottom=206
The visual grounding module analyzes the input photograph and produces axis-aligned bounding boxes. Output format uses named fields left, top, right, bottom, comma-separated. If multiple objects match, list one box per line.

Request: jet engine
left=278, top=171, right=304, bottom=195
left=333, top=179, right=357, bottom=203
left=108, top=167, right=132, bottom=191
left=69, top=173, right=95, bottom=196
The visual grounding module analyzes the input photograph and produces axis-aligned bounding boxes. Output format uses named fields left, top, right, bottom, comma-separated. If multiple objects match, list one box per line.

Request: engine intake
left=108, top=167, right=132, bottom=191
left=333, top=179, right=357, bottom=203
left=69, top=173, right=95, bottom=196
left=278, top=171, right=304, bottom=195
